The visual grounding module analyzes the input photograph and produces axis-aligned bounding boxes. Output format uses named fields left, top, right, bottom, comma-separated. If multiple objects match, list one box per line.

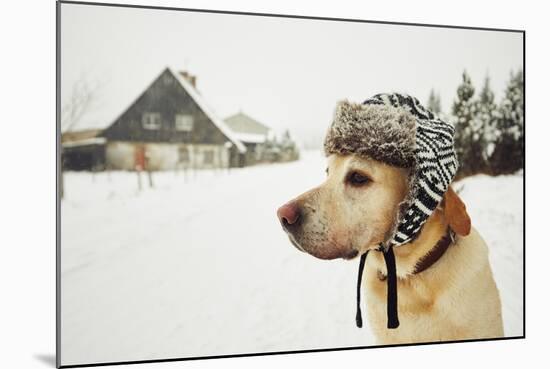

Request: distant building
left=62, top=67, right=300, bottom=171
left=224, top=112, right=273, bottom=165
left=62, top=67, right=247, bottom=171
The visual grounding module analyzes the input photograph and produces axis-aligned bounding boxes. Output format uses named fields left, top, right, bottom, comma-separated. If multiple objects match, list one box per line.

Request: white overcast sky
left=61, top=3, right=523, bottom=146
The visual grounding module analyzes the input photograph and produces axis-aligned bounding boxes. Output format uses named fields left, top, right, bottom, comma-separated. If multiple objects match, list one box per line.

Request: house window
left=203, top=150, right=214, bottom=165
left=175, top=114, right=194, bottom=131
left=178, top=146, right=190, bottom=163
left=142, top=112, right=161, bottom=130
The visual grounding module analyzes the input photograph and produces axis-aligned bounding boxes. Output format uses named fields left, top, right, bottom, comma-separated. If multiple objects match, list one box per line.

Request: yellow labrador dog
left=277, top=95, right=504, bottom=345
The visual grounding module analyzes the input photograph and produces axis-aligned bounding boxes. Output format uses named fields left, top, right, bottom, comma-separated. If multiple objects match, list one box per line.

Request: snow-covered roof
left=224, top=112, right=271, bottom=136
left=168, top=68, right=246, bottom=153
left=233, top=132, right=268, bottom=144
left=62, top=137, right=107, bottom=148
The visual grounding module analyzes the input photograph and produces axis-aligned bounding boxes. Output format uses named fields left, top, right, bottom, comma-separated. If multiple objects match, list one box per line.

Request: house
left=62, top=67, right=247, bottom=171
left=224, top=113, right=301, bottom=164
left=224, top=112, right=273, bottom=165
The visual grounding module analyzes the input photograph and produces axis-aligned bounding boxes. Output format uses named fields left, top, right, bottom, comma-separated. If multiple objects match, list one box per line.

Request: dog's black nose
left=277, top=201, right=301, bottom=229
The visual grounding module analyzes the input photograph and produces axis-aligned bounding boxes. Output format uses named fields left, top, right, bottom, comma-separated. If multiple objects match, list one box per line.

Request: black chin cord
left=382, top=245, right=400, bottom=329
left=355, top=245, right=400, bottom=329
left=355, top=251, right=369, bottom=328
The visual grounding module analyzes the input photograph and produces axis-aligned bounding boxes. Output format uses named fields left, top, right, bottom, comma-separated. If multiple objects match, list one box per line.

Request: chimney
left=179, top=70, right=197, bottom=88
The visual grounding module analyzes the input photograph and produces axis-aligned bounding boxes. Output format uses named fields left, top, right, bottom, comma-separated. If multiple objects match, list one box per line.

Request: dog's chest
left=364, top=268, right=435, bottom=312
left=362, top=268, right=441, bottom=343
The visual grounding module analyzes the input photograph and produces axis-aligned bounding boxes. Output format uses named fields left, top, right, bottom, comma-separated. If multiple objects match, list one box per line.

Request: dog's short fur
left=277, top=154, right=504, bottom=344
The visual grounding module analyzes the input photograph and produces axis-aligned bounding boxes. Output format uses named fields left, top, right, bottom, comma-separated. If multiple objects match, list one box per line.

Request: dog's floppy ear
left=442, top=186, right=471, bottom=236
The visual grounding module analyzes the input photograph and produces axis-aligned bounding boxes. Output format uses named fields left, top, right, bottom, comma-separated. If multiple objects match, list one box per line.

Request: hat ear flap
left=442, top=187, right=471, bottom=236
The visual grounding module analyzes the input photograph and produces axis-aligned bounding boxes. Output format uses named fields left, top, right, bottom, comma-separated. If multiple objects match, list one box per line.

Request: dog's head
left=277, top=95, right=465, bottom=260
left=277, top=154, right=409, bottom=260
left=276, top=153, right=471, bottom=261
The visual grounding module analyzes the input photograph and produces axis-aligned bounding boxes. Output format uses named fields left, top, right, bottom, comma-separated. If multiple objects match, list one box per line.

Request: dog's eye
left=347, top=171, right=370, bottom=186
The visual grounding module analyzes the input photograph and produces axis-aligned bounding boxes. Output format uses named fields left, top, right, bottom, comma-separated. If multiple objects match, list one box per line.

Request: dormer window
left=142, top=112, right=161, bottom=130
left=175, top=114, right=194, bottom=131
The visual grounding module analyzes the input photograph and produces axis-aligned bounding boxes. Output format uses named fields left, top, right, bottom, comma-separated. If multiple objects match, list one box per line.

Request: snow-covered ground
left=60, top=151, right=523, bottom=366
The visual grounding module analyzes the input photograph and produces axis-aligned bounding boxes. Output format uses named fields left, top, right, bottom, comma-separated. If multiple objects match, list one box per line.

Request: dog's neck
left=368, top=209, right=450, bottom=278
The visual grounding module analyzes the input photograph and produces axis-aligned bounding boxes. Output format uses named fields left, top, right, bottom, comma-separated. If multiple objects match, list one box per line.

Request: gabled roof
left=225, top=112, right=271, bottom=136
left=224, top=112, right=272, bottom=144
left=167, top=68, right=246, bottom=153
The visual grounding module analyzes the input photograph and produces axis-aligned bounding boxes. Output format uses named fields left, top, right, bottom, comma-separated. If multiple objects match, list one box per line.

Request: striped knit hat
left=324, top=93, right=459, bottom=249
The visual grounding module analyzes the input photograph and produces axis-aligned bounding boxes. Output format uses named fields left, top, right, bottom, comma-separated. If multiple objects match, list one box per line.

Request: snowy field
left=60, top=151, right=524, bottom=366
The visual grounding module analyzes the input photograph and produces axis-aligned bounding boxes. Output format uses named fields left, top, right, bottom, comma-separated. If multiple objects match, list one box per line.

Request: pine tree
left=473, top=75, right=498, bottom=168
left=490, top=69, right=524, bottom=174
left=427, top=89, right=442, bottom=115
left=281, top=129, right=292, bottom=145
left=451, top=71, right=478, bottom=178
left=279, top=129, right=299, bottom=161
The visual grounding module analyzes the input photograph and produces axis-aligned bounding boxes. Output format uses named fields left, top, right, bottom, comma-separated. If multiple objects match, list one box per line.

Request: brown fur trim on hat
left=323, top=101, right=417, bottom=168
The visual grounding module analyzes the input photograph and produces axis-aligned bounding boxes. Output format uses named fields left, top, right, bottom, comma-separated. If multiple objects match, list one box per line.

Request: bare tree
left=60, top=75, right=102, bottom=198
left=62, top=76, right=102, bottom=132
